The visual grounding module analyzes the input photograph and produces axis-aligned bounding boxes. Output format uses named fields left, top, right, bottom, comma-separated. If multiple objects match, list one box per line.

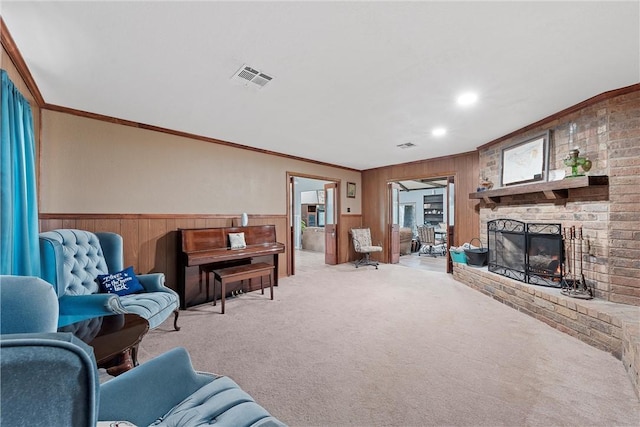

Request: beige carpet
left=138, top=256, right=640, bottom=427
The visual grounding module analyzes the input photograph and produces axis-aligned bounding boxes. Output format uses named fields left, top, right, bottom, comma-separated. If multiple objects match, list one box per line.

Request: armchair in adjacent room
left=417, top=225, right=446, bottom=257
left=350, top=228, right=383, bottom=269
left=39, top=229, right=180, bottom=330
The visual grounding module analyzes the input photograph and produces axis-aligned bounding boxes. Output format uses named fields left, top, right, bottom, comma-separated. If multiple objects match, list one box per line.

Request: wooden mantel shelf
left=469, top=175, right=609, bottom=204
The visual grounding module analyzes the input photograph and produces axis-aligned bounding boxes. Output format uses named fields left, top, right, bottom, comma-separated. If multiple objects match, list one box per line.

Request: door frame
left=286, top=172, right=341, bottom=275
left=388, top=182, right=401, bottom=264
left=324, top=182, right=339, bottom=265
left=386, top=174, right=456, bottom=273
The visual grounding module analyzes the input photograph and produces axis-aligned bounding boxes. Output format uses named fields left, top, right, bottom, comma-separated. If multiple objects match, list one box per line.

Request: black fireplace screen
left=487, top=219, right=563, bottom=287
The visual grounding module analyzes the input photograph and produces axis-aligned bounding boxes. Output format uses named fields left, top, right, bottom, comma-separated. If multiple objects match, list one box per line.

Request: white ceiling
left=2, top=1, right=639, bottom=170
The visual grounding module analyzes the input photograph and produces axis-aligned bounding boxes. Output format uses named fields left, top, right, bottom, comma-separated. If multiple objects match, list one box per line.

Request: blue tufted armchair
left=0, top=275, right=285, bottom=427
left=39, top=229, right=180, bottom=330
left=0, top=275, right=99, bottom=426
left=0, top=275, right=60, bottom=334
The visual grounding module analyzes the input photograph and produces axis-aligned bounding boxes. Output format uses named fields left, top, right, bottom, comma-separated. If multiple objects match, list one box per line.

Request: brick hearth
left=453, top=263, right=639, bottom=398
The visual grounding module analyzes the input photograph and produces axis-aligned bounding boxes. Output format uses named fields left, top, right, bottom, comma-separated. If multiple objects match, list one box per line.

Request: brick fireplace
left=469, top=87, right=639, bottom=306
left=452, top=86, right=640, bottom=397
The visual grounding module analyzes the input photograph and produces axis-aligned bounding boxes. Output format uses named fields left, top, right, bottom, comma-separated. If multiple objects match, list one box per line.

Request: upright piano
left=178, top=225, right=285, bottom=309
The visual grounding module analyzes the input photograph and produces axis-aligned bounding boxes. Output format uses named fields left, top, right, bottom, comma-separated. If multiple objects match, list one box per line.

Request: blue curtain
left=1, top=69, right=40, bottom=276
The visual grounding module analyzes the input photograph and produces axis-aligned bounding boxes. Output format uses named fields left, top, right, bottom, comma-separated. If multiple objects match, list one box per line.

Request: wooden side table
left=59, top=313, right=149, bottom=376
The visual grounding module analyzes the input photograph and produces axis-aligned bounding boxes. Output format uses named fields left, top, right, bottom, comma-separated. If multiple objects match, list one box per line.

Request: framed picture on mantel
left=501, top=131, right=550, bottom=186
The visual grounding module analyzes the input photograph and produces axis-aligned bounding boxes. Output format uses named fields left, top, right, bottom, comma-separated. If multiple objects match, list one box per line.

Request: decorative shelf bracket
left=482, top=195, right=501, bottom=204
left=542, top=189, right=568, bottom=200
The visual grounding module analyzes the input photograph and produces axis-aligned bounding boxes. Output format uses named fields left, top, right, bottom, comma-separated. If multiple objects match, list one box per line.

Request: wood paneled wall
left=361, top=151, right=480, bottom=263
left=40, top=212, right=363, bottom=291
left=339, top=214, right=363, bottom=263
left=39, top=214, right=288, bottom=293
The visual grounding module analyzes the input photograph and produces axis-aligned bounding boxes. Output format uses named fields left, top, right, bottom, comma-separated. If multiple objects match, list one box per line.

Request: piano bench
left=209, top=262, right=275, bottom=314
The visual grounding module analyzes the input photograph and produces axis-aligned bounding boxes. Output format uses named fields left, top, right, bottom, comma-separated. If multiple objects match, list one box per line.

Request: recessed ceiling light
left=457, top=92, right=478, bottom=106
left=432, top=127, right=447, bottom=137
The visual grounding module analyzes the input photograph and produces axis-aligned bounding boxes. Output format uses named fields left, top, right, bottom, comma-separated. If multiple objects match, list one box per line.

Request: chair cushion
left=40, top=229, right=109, bottom=296
left=97, top=266, right=144, bottom=296
left=119, top=292, right=179, bottom=329
left=351, top=228, right=374, bottom=247
left=359, top=245, right=383, bottom=253
left=151, top=376, right=286, bottom=427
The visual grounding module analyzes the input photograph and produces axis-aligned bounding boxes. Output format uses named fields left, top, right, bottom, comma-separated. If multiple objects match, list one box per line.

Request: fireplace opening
left=488, top=219, right=563, bottom=287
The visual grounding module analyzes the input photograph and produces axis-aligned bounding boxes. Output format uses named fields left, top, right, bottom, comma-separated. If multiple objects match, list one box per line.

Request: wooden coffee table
left=59, top=313, right=149, bottom=376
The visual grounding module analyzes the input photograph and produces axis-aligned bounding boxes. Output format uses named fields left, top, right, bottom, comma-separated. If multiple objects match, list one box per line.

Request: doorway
left=392, top=176, right=454, bottom=273
left=288, top=174, right=339, bottom=274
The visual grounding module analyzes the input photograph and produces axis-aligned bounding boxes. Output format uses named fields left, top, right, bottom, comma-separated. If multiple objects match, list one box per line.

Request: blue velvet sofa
left=39, top=229, right=180, bottom=329
left=0, top=275, right=286, bottom=427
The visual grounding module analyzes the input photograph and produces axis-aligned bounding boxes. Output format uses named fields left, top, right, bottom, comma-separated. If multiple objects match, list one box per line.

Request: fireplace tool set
left=560, top=226, right=593, bottom=299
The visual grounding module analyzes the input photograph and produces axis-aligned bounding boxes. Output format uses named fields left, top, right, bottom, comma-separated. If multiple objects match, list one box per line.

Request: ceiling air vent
left=396, top=142, right=417, bottom=149
left=232, top=64, right=273, bottom=88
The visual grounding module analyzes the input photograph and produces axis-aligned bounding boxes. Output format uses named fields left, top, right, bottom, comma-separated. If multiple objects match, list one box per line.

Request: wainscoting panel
left=340, top=214, right=364, bottom=263
left=39, top=213, right=366, bottom=293
left=39, top=215, right=288, bottom=293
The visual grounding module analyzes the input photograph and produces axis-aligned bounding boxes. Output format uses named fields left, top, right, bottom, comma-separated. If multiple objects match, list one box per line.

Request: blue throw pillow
left=97, top=266, right=144, bottom=296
